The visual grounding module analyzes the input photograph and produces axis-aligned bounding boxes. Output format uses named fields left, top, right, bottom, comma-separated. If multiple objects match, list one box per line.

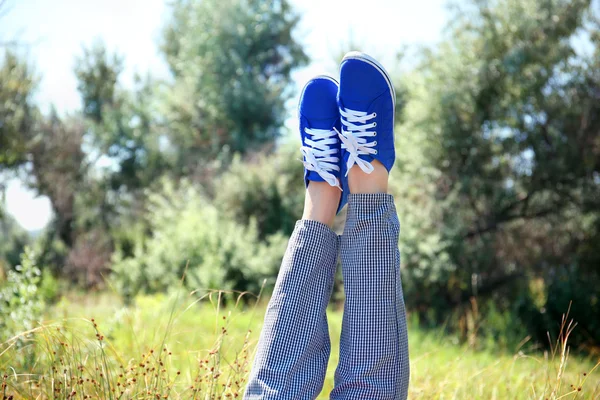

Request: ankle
left=348, top=160, right=388, bottom=194
left=302, top=181, right=341, bottom=227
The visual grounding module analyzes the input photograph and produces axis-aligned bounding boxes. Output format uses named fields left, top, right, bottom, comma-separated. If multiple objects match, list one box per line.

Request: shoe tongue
left=339, top=97, right=372, bottom=114
left=304, top=115, right=338, bottom=130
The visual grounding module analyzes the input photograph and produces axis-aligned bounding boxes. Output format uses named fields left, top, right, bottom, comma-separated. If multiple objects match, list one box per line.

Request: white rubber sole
left=342, top=51, right=396, bottom=109
left=312, top=74, right=339, bottom=86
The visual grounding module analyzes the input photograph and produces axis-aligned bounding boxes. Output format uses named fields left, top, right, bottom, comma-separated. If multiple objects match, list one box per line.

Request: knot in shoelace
left=336, top=108, right=378, bottom=175
left=300, top=127, right=341, bottom=189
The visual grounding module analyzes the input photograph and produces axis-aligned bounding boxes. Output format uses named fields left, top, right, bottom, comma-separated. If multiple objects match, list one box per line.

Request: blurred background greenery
left=1, top=0, right=599, bottom=362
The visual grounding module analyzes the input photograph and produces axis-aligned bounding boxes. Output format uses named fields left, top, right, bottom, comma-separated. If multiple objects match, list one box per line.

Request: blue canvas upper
left=338, top=52, right=396, bottom=177
left=299, top=75, right=348, bottom=213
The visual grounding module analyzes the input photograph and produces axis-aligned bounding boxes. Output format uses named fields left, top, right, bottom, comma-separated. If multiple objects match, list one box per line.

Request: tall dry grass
left=1, top=292, right=599, bottom=399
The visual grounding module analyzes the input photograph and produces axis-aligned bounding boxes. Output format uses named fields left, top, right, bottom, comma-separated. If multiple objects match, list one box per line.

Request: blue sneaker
left=299, top=75, right=348, bottom=212
left=337, top=52, right=396, bottom=176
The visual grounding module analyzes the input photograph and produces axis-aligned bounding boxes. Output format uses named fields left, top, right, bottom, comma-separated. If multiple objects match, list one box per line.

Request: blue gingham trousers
left=244, top=193, right=410, bottom=399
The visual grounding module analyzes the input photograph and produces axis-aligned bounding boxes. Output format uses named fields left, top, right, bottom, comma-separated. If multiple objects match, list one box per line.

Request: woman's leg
left=330, top=162, right=410, bottom=400
left=244, top=182, right=340, bottom=400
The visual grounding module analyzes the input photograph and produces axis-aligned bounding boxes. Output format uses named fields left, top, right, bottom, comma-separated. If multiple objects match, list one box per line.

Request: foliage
left=73, top=44, right=169, bottom=287
left=111, top=180, right=287, bottom=301
left=2, top=0, right=600, bottom=355
left=26, top=114, right=87, bottom=248
left=0, top=50, right=38, bottom=169
left=160, top=0, right=309, bottom=172
left=533, top=265, right=600, bottom=353
left=0, top=211, right=29, bottom=272
left=37, top=267, right=61, bottom=304
left=74, top=42, right=124, bottom=124
left=392, top=0, right=600, bottom=348
left=19, top=112, right=113, bottom=287
left=2, top=0, right=310, bottom=288
left=0, top=49, right=107, bottom=283
left=0, top=248, right=44, bottom=342
left=74, top=42, right=170, bottom=193
left=215, top=141, right=305, bottom=239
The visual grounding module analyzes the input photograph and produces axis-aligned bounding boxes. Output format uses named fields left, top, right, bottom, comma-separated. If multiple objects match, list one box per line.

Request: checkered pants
left=244, top=194, right=409, bottom=399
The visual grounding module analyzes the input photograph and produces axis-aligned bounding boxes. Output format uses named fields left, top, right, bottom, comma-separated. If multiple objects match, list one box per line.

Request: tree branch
left=464, top=203, right=557, bottom=239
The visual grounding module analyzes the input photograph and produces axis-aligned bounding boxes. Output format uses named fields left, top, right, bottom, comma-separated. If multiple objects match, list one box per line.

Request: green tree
left=74, top=42, right=170, bottom=193
left=25, top=113, right=86, bottom=248
left=395, top=0, right=600, bottom=347
left=0, top=48, right=95, bottom=282
left=160, top=0, right=309, bottom=173
left=0, top=51, right=38, bottom=169
left=72, top=43, right=175, bottom=285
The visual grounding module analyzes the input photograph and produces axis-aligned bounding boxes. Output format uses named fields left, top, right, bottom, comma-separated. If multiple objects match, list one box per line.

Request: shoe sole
left=311, top=74, right=339, bottom=86
left=342, top=51, right=396, bottom=109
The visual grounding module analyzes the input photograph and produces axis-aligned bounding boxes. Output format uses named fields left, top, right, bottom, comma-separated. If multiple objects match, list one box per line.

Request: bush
left=0, top=212, right=29, bottom=272
left=214, top=142, right=304, bottom=240
left=530, top=265, right=600, bottom=352
left=38, top=267, right=62, bottom=304
left=111, top=180, right=288, bottom=301
left=0, top=247, right=45, bottom=342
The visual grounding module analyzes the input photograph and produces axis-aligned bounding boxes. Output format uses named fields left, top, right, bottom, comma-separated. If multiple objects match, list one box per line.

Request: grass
left=1, top=289, right=599, bottom=399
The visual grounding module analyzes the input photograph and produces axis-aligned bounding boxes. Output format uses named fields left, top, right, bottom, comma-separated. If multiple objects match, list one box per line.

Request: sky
left=1, top=0, right=448, bottom=231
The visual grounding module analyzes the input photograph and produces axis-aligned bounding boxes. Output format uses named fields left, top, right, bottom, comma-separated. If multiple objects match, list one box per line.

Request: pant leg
left=331, top=193, right=410, bottom=400
left=244, top=219, right=339, bottom=400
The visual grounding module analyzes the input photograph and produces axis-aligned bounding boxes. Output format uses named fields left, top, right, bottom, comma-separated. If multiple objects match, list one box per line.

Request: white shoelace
left=337, top=108, right=378, bottom=175
left=300, top=127, right=341, bottom=189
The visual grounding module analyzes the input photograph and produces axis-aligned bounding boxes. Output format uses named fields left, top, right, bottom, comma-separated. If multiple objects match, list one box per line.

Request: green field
left=2, top=291, right=599, bottom=399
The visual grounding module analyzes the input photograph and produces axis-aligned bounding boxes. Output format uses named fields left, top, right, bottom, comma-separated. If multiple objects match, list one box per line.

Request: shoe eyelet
left=373, top=112, right=377, bottom=118
left=373, top=132, right=377, bottom=136
left=373, top=122, right=377, bottom=127
left=374, top=150, right=378, bottom=154
left=373, top=141, right=378, bottom=146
